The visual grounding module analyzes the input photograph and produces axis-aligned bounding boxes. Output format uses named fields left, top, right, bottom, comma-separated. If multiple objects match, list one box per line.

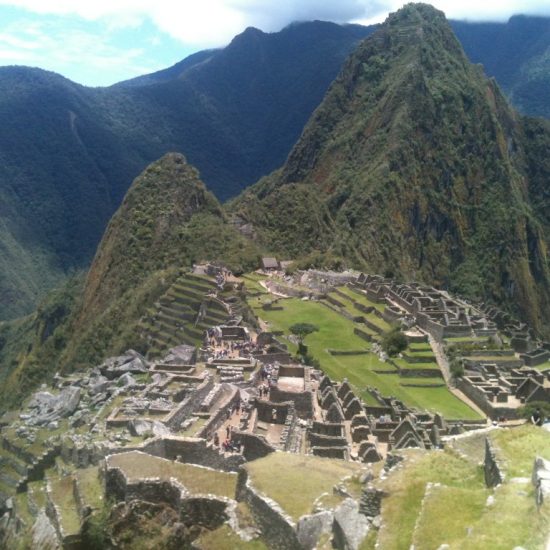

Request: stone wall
left=484, top=438, right=504, bottom=488
left=253, top=353, right=293, bottom=365
left=231, top=431, right=275, bottom=461
left=45, top=480, right=81, bottom=549
left=164, top=376, right=214, bottom=429
left=105, top=464, right=232, bottom=531
left=197, top=387, right=241, bottom=439
left=354, top=327, right=374, bottom=343
left=308, top=433, right=348, bottom=447
left=159, top=437, right=245, bottom=472
left=269, top=389, right=314, bottom=419
left=457, top=379, right=518, bottom=420
left=236, top=469, right=300, bottom=550
left=18, top=445, right=60, bottom=492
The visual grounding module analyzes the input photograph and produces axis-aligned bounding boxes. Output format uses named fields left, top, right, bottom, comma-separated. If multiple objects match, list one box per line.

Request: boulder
left=99, top=350, right=148, bottom=379
left=128, top=420, right=153, bottom=437
left=27, top=386, right=81, bottom=426
left=89, top=376, right=110, bottom=395
left=118, top=373, right=137, bottom=387
left=297, top=511, right=333, bottom=549
left=31, top=510, right=60, bottom=550
left=332, top=498, right=369, bottom=550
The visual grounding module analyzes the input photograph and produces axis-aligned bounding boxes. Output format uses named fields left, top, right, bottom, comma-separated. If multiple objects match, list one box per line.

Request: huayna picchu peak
left=1, top=3, right=550, bottom=549
left=235, top=2, right=550, bottom=335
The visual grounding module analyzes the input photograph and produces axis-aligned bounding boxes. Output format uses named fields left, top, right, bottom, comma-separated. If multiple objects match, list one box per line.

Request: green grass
left=14, top=493, right=33, bottom=526
left=76, top=467, right=104, bottom=510
left=489, top=424, right=550, bottom=478
left=178, top=416, right=208, bottom=437
left=107, top=451, right=237, bottom=499
left=246, top=453, right=362, bottom=521
left=408, top=343, right=433, bottom=351
left=28, top=480, right=48, bottom=510
left=377, top=426, right=550, bottom=550
left=378, top=449, right=485, bottom=550
left=412, top=485, right=487, bottom=549
left=197, top=525, right=268, bottom=549
left=392, top=358, right=439, bottom=370
left=251, top=297, right=480, bottom=418
left=240, top=273, right=269, bottom=294
left=534, top=360, right=550, bottom=371
left=464, top=355, right=518, bottom=362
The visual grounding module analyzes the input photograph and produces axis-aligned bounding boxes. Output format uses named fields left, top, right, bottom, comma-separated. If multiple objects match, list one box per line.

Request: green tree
left=381, top=326, right=408, bottom=357
left=290, top=322, right=319, bottom=355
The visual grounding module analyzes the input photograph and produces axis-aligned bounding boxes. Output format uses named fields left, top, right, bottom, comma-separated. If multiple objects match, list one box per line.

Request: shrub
left=381, top=327, right=408, bottom=357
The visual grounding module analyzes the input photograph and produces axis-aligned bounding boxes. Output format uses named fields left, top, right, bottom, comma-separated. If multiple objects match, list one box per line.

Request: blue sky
left=0, top=1, right=548, bottom=87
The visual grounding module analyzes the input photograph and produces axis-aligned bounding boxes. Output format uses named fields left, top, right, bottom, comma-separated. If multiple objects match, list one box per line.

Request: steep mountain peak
left=236, top=4, right=550, bottom=333
left=280, top=2, right=477, bottom=186
left=80, top=153, right=221, bottom=320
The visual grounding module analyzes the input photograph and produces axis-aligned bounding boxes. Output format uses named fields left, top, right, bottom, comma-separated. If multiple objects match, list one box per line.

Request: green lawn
left=252, top=297, right=480, bottom=419
left=408, top=342, right=433, bottom=351
left=392, top=358, right=439, bottom=370
left=246, top=453, right=362, bottom=521
left=197, top=525, right=268, bottom=549
left=240, top=273, right=269, bottom=294
left=328, top=290, right=393, bottom=333
left=76, top=467, right=104, bottom=509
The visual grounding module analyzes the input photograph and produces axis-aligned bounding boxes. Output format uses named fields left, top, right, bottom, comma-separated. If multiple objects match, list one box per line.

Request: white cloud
left=1, top=0, right=546, bottom=49
left=0, top=17, right=159, bottom=84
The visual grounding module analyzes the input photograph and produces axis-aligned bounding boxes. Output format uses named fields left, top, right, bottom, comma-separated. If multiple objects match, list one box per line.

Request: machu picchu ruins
left=1, top=264, right=550, bottom=549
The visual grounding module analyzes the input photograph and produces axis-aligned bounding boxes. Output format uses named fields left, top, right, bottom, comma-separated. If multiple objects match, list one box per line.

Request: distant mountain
left=2, top=5, right=550, bottom=408
left=451, top=15, right=550, bottom=118
left=0, top=21, right=374, bottom=320
left=234, top=4, right=550, bottom=334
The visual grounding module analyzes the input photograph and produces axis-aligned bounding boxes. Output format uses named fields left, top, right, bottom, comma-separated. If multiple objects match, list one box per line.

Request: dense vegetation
left=234, top=4, right=550, bottom=335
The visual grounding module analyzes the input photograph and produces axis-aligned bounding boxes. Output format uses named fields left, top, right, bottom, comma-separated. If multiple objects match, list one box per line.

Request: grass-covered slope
left=235, top=3, right=550, bottom=335
left=246, top=276, right=480, bottom=419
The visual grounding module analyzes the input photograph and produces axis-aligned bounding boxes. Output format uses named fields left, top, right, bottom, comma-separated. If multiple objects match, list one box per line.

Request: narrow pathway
left=429, top=334, right=487, bottom=420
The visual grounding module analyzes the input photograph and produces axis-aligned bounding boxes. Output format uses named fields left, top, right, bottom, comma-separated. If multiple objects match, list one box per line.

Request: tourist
left=531, top=407, right=544, bottom=427
left=213, top=433, right=219, bottom=447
